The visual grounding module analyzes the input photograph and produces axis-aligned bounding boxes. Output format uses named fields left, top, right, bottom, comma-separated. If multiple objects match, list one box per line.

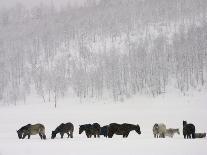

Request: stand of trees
left=0, top=0, right=207, bottom=105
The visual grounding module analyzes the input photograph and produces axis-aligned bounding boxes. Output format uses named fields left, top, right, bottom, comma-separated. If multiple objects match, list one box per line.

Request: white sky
left=0, top=0, right=85, bottom=8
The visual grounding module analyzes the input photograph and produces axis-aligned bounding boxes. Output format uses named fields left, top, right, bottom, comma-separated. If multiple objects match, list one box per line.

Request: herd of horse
left=16, top=121, right=206, bottom=140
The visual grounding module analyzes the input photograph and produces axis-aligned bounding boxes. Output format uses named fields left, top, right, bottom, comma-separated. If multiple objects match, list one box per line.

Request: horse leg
left=188, top=134, right=191, bottom=139
left=86, top=134, right=89, bottom=138
left=60, top=133, right=64, bottom=138
left=108, top=131, right=114, bottom=138
left=39, top=133, right=43, bottom=139
left=159, top=133, right=162, bottom=138
left=28, top=134, right=31, bottom=139
left=67, top=133, right=70, bottom=138
left=124, top=132, right=129, bottom=138
left=86, top=133, right=90, bottom=138
left=192, top=133, right=195, bottom=139
left=70, top=132, right=73, bottom=138
left=42, top=134, right=46, bottom=139
left=22, top=133, right=27, bottom=139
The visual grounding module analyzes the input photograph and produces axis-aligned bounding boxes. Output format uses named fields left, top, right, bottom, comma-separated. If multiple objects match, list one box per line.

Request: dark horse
left=100, top=125, right=109, bottom=137
left=195, top=133, right=206, bottom=138
left=183, top=121, right=195, bottom=139
left=108, top=123, right=141, bottom=138
left=79, top=123, right=100, bottom=138
left=17, top=124, right=46, bottom=140
left=51, top=122, right=74, bottom=139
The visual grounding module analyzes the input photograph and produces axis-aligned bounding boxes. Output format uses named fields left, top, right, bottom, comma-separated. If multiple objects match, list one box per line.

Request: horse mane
left=19, top=124, right=31, bottom=131
left=54, top=123, right=65, bottom=133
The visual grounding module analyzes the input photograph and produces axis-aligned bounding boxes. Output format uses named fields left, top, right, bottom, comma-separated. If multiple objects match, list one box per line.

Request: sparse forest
left=0, top=0, right=207, bottom=105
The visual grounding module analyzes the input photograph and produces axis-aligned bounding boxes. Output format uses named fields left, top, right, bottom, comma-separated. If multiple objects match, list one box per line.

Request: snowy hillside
left=1, top=0, right=207, bottom=105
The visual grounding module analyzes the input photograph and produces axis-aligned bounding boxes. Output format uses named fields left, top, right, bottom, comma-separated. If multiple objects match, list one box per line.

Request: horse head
left=135, top=124, right=141, bottom=134
left=16, top=130, right=22, bottom=139
left=51, top=131, right=57, bottom=139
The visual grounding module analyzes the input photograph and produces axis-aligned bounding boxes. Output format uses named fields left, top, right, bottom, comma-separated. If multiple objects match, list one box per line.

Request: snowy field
left=0, top=91, right=207, bottom=155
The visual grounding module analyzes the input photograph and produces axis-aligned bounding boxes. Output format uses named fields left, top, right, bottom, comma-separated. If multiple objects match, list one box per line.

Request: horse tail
left=192, top=124, right=196, bottom=139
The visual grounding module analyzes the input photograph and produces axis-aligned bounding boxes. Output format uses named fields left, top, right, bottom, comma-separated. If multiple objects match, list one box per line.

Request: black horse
left=195, top=133, right=206, bottom=138
left=183, top=121, right=195, bottom=139
left=100, top=125, right=109, bottom=137
left=108, top=123, right=141, bottom=138
left=79, top=124, right=92, bottom=138
left=17, top=124, right=31, bottom=139
left=51, top=123, right=74, bottom=139
left=79, top=123, right=101, bottom=138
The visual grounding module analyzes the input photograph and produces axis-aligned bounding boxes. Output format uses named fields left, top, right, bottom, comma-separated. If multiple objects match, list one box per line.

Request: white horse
left=165, top=128, right=180, bottom=138
left=153, top=123, right=166, bottom=138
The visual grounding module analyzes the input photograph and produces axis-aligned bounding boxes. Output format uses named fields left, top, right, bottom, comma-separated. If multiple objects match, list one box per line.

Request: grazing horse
left=51, top=122, right=74, bottom=139
left=183, top=121, right=195, bottom=139
left=153, top=123, right=166, bottom=138
left=79, top=123, right=101, bottom=138
left=17, top=124, right=46, bottom=140
left=165, top=128, right=180, bottom=138
left=195, top=133, right=206, bottom=138
left=100, top=125, right=109, bottom=137
left=79, top=124, right=92, bottom=138
left=108, top=123, right=141, bottom=138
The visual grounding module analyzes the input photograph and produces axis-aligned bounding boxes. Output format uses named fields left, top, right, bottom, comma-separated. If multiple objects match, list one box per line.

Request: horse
left=183, top=121, right=195, bottom=139
left=108, top=123, right=141, bottom=138
left=92, top=123, right=101, bottom=138
left=100, top=125, right=109, bottom=137
left=153, top=123, right=166, bottom=138
left=17, top=123, right=46, bottom=139
left=194, top=133, right=206, bottom=138
left=165, top=128, right=180, bottom=138
left=79, top=124, right=92, bottom=138
left=79, top=123, right=101, bottom=138
left=51, top=122, right=74, bottom=139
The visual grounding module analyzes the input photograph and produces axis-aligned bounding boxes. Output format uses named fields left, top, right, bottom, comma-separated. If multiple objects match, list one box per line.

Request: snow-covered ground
left=0, top=91, right=207, bottom=155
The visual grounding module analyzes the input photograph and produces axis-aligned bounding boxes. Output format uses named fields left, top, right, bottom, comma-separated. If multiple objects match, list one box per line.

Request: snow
left=0, top=91, right=207, bottom=155
left=1, top=1, right=207, bottom=154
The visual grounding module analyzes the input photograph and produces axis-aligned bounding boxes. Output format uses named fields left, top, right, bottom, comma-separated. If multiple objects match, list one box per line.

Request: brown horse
left=108, top=123, right=141, bottom=138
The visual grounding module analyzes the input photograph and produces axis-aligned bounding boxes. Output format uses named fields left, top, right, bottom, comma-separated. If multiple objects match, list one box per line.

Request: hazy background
left=0, top=0, right=206, bottom=105
left=0, top=0, right=85, bottom=8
